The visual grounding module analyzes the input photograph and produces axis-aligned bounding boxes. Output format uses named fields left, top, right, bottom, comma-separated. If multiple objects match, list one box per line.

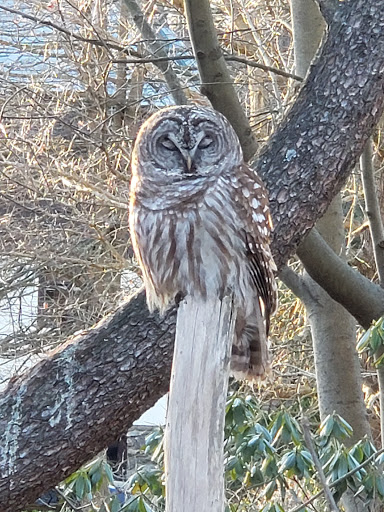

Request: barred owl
left=129, top=106, right=277, bottom=379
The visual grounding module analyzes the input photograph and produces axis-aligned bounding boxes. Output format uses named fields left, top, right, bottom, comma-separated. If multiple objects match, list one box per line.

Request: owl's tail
left=231, top=301, right=270, bottom=380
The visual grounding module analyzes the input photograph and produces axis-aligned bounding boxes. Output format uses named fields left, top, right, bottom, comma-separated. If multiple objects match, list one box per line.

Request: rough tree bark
left=291, top=0, right=371, bottom=449
left=2, top=0, right=384, bottom=510
left=257, top=0, right=384, bottom=270
left=0, top=293, right=176, bottom=510
left=303, top=201, right=371, bottom=512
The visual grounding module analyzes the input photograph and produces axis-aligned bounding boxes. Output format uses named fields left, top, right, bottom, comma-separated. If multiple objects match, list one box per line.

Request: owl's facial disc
left=153, top=124, right=220, bottom=180
left=158, top=132, right=213, bottom=174
left=136, top=106, right=243, bottom=185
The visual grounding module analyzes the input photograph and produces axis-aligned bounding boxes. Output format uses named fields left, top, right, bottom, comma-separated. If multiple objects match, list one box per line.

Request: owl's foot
left=174, top=291, right=185, bottom=308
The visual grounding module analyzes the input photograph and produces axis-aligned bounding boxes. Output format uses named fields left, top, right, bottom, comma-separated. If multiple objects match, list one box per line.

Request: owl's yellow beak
left=181, top=145, right=198, bottom=173
left=185, top=154, right=193, bottom=172
left=180, top=148, right=194, bottom=172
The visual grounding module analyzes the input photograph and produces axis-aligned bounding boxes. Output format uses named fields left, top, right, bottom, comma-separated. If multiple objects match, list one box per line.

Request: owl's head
left=132, top=106, right=243, bottom=185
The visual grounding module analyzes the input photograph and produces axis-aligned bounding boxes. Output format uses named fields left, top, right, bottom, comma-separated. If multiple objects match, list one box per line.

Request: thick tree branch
left=255, top=0, right=384, bottom=269
left=297, top=229, right=384, bottom=330
left=0, top=292, right=176, bottom=511
left=2, top=0, right=384, bottom=509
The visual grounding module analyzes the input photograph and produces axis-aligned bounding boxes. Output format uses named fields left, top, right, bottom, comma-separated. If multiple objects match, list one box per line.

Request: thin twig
left=224, top=54, right=303, bottom=81
left=360, top=139, right=384, bottom=286
left=290, top=444, right=384, bottom=512
left=301, top=417, right=339, bottom=512
left=0, top=86, right=28, bottom=120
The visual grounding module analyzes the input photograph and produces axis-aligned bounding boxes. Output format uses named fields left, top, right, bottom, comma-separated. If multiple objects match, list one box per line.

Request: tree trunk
left=291, top=3, right=371, bottom=509
left=305, top=198, right=371, bottom=444
left=361, top=141, right=384, bottom=446
left=291, top=0, right=370, bottom=442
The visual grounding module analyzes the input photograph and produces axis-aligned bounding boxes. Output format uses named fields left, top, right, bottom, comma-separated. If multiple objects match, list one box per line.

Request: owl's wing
left=236, top=163, right=277, bottom=335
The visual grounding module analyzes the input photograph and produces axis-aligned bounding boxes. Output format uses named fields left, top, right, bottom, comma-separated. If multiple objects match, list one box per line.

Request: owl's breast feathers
left=129, top=165, right=277, bottom=331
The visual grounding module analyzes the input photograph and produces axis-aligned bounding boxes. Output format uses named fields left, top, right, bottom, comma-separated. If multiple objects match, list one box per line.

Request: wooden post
left=165, top=295, right=236, bottom=512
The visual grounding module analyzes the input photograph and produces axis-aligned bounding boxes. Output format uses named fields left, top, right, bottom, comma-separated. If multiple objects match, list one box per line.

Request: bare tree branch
left=0, top=3, right=302, bottom=87
left=0, top=4, right=132, bottom=52
left=297, top=229, right=384, bottom=330
left=224, top=54, right=303, bottom=82
left=184, top=0, right=258, bottom=161
left=0, top=2, right=187, bottom=105
left=123, top=0, right=187, bottom=105
left=315, top=0, right=338, bottom=24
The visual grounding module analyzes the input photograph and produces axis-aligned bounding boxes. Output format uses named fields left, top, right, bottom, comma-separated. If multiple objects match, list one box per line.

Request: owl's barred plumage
left=129, top=106, right=277, bottom=379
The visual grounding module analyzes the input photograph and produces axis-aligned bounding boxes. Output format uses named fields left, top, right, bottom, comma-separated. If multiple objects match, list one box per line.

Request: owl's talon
left=174, top=292, right=185, bottom=308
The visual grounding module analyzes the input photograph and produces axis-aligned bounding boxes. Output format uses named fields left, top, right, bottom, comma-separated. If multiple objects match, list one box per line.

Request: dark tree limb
left=2, top=0, right=384, bottom=510
left=0, top=292, right=176, bottom=511
left=254, top=0, right=384, bottom=270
